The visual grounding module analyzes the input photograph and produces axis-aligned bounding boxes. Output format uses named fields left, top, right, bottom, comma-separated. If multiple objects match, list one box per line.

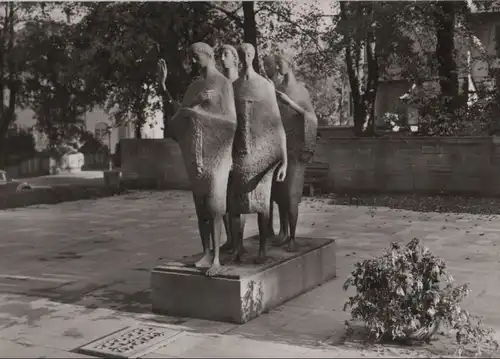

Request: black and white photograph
left=1, top=0, right=500, bottom=357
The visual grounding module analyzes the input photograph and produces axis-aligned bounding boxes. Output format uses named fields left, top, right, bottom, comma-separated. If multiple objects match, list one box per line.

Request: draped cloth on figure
left=230, top=73, right=286, bottom=214
left=170, top=71, right=237, bottom=217
left=277, top=81, right=318, bottom=163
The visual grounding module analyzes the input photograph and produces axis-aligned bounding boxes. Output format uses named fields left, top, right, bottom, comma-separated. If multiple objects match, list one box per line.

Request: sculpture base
left=151, top=237, right=336, bottom=324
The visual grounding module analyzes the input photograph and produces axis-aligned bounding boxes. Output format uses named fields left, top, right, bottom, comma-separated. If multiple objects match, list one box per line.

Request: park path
left=0, top=190, right=500, bottom=357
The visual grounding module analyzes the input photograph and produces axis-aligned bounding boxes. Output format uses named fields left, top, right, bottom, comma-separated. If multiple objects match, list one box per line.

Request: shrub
left=417, top=96, right=493, bottom=136
left=343, top=238, right=499, bottom=356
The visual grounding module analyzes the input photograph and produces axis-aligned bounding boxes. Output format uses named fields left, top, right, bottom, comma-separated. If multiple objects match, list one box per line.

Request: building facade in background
left=15, top=103, right=164, bottom=154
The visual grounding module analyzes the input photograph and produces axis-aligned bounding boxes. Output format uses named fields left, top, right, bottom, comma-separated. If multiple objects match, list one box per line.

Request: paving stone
left=39, top=348, right=97, bottom=358
left=153, top=332, right=209, bottom=357
left=179, top=318, right=238, bottom=334
left=0, top=297, right=138, bottom=351
left=1, top=190, right=500, bottom=357
left=154, top=332, right=310, bottom=358
left=227, top=305, right=311, bottom=338
left=0, top=338, right=56, bottom=358
left=140, top=353, right=177, bottom=358
left=278, top=308, right=347, bottom=344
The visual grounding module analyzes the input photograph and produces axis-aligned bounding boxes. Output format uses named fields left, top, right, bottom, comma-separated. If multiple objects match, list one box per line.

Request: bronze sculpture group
left=157, top=43, right=318, bottom=276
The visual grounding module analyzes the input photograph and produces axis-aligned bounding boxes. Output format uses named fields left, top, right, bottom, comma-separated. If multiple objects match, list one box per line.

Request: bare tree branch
left=205, top=3, right=244, bottom=28
left=260, top=3, right=329, bottom=63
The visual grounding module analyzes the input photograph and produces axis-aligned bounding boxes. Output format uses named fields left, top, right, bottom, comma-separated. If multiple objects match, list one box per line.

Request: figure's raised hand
left=157, top=59, right=168, bottom=86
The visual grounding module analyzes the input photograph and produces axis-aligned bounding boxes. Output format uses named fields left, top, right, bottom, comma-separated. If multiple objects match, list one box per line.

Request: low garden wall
left=314, top=135, right=500, bottom=196
left=120, top=138, right=190, bottom=190
left=120, top=132, right=500, bottom=196
left=5, top=156, right=51, bottom=178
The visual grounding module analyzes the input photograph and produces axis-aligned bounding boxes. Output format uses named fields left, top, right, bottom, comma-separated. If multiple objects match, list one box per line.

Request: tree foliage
left=74, top=2, right=239, bottom=137
left=21, top=19, right=91, bottom=155
left=212, top=1, right=343, bottom=125
left=4, top=0, right=500, bottom=153
left=0, top=2, right=44, bottom=164
left=326, top=1, right=444, bottom=135
left=3, top=123, right=35, bottom=166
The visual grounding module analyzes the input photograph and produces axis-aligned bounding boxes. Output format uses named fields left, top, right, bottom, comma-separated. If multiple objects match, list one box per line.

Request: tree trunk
left=0, top=2, right=17, bottom=167
left=361, top=28, right=379, bottom=136
left=242, top=1, right=260, bottom=73
left=352, top=108, right=366, bottom=137
left=346, top=42, right=368, bottom=137
left=341, top=2, right=378, bottom=137
left=435, top=2, right=458, bottom=103
left=134, top=121, right=143, bottom=139
left=162, top=101, right=176, bottom=138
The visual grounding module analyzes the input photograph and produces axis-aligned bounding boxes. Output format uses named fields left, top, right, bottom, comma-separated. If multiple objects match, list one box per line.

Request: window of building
left=94, top=122, right=108, bottom=141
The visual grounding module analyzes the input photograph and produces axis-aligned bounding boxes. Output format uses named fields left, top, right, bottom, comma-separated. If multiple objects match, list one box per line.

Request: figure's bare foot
left=272, top=232, right=289, bottom=247
left=232, top=248, right=245, bottom=264
left=254, top=255, right=268, bottom=265
left=205, top=263, right=222, bottom=277
left=194, top=253, right=213, bottom=268
left=287, top=239, right=298, bottom=252
left=220, top=242, right=234, bottom=253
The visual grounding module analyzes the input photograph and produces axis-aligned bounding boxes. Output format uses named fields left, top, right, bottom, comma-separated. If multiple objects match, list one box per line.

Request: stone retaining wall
left=120, top=134, right=500, bottom=196
left=314, top=135, right=500, bottom=195
left=120, top=138, right=190, bottom=190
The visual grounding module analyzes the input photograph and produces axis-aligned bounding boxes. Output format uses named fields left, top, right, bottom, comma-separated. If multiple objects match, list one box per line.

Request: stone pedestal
left=104, top=170, right=122, bottom=191
left=151, top=237, right=336, bottom=324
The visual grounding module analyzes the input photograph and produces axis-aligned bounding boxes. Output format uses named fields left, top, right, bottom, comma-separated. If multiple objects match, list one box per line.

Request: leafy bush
left=417, top=96, right=493, bottom=136
left=380, top=112, right=411, bottom=132
left=343, top=238, right=498, bottom=356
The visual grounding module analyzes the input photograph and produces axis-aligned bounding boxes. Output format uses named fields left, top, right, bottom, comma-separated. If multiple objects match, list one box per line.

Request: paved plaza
left=1, top=190, right=500, bottom=357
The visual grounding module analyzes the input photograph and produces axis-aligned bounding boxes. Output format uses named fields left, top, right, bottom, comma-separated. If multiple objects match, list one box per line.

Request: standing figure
left=218, top=44, right=247, bottom=253
left=220, top=44, right=239, bottom=83
left=157, top=42, right=237, bottom=276
left=262, top=52, right=281, bottom=237
left=262, top=53, right=281, bottom=86
left=272, top=52, right=319, bottom=252
left=229, top=43, right=287, bottom=263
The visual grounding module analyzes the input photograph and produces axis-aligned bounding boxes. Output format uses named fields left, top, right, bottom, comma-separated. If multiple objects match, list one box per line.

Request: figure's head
left=276, top=52, right=294, bottom=75
left=238, top=43, right=255, bottom=67
left=220, top=44, right=239, bottom=70
left=263, top=54, right=277, bottom=79
left=189, top=42, right=215, bottom=69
